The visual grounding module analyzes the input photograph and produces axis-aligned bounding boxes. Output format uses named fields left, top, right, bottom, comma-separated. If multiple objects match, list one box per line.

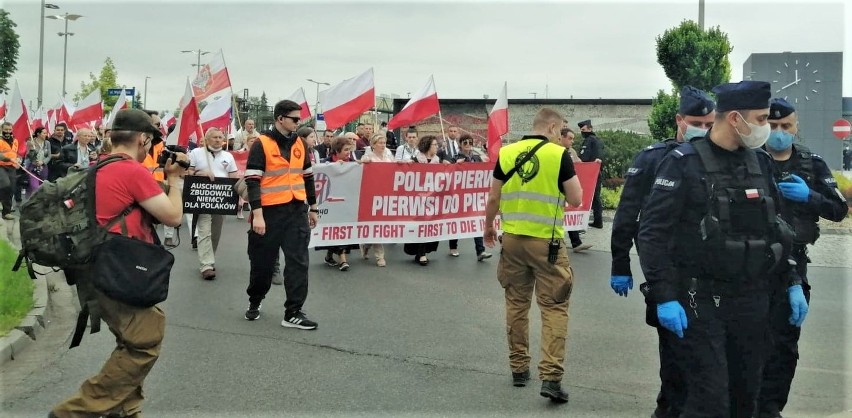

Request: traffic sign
left=107, top=88, right=135, bottom=97
left=833, top=119, right=851, bottom=139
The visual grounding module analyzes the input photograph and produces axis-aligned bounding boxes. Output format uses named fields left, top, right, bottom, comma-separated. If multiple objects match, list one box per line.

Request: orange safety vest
left=259, top=135, right=306, bottom=206
left=0, top=137, right=19, bottom=167
left=142, top=142, right=165, bottom=182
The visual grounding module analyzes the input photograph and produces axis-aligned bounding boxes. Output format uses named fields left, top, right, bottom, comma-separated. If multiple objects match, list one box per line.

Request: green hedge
left=601, top=186, right=623, bottom=210
left=0, top=240, right=33, bottom=336
left=574, top=129, right=656, bottom=184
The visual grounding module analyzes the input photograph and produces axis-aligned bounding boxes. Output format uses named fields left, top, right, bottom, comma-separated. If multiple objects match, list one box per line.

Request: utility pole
left=699, top=0, right=705, bottom=30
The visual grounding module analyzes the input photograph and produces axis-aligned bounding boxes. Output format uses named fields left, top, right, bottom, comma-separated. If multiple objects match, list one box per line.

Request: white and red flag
left=161, top=111, right=176, bottom=136
left=167, top=79, right=201, bottom=148
left=7, top=81, right=31, bottom=142
left=0, top=94, right=6, bottom=120
left=191, top=50, right=232, bottom=103
left=320, top=68, right=374, bottom=130
left=55, top=98, right=74, bottom=127
left=105, top=89, right=129, bottom=127
left=199, top=95, right=232, bottom=133
left=32, top=107, right=47, bottom=130
left=487, top=82, right=508, bottom=162
left=71, top=89, right=103, bottom=127
left=387, top=75, right=440, bottom=130
left=287, top=87, right=311, bottom=120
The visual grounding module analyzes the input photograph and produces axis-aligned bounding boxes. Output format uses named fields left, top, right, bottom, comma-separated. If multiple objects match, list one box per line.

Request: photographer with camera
left=51, top=109, right=189, bottom=418
left=188, top=127, right=239, bottom=280
left=483, top=108, right=582, bottom=403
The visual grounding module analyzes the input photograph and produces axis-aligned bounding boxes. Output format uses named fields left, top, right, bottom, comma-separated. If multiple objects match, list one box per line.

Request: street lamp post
left=306, top=78, right=330, bottom=115
left=143, top=76, right=151, bottom=109
left=181, top=49, right=210, bottom=74
left=46, top=12, right=83, bottom=98
left=529, top=92, right=538, bottom=99
left=38, top=2, right=60, bottom=107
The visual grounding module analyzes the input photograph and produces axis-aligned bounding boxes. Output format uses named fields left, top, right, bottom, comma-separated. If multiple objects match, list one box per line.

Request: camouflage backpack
left=13, top=154, right=132, bottom=281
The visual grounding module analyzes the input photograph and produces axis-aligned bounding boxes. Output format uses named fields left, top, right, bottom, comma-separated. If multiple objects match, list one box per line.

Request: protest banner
left=182, top=176, right=240, bottom=215
left=309, top=161, right=600, bottom=247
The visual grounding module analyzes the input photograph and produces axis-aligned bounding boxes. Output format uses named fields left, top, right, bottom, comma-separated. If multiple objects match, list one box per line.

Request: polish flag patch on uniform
left=745, top=189, right=759, bottom=199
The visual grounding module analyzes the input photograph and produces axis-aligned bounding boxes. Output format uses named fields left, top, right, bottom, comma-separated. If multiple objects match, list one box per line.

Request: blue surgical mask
left=683, top=125, right=708, bottom=141
left=766, top=130, right=794, bottom=152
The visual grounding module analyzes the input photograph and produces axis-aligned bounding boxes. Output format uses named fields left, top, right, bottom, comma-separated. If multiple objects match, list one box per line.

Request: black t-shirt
left=492, top=136, right=576, bottom=194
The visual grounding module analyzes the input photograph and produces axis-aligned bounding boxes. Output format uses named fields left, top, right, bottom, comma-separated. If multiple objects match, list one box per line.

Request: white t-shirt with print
left=189, top=147, right=238, bottom=177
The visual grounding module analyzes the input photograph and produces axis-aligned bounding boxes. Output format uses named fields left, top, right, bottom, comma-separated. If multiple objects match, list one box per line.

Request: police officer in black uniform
left=578, top=119, right=604, bottom=228
left=756, top=98, right=848, bottom=418
left=637, top=81, right=809, bottom=418
left=609, top=85, right=715, bottom=418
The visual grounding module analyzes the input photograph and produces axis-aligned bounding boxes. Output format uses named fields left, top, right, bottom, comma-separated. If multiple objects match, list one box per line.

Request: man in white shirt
left=188, top=127, right=240, bottom=280
left=395, top=128, right=419, bottom=161
left=235, top=119, right=258, bottom=151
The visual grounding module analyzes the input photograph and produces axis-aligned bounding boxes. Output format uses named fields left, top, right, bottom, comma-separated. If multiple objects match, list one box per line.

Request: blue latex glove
left=610, top=275, right=633, bottom=297
left=778, top=174, right=810, bottom=203
left=657, top=302, right=688, bottom=338
left=788, top=284, right=809, bottom=327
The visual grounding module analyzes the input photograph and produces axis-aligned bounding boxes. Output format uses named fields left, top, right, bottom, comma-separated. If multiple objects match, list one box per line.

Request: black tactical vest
left=693, top=140, right=786, bottom=281
left=774, top=145, right=820, bottom=244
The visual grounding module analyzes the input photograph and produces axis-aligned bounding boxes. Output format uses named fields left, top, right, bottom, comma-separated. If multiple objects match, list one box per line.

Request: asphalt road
left=1, top=217, right=850, bottom=417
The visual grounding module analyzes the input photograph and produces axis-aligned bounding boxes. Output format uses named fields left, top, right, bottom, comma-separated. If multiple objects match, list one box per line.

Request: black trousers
left=448, top=238, right=486, bottom=255
left=757, top=246, right=810, bottom=416
left=591, top=178, right=603, bottom=225
left=0, top=166, right=16, bottom=215
left=246, top=202, right=310, bottom=313
left=567, top=231, right=583, bottom=248
left=678, top=289, right=770, bottom=418
left=653, top=325, right=687, bottom=418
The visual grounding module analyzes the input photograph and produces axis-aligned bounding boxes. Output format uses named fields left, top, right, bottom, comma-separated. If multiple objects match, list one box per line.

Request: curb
left=0, top=263, right=55, bottom=367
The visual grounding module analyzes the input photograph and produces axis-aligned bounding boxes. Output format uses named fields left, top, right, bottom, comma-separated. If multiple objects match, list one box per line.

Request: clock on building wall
left=772, top=58, right=822, bottom=105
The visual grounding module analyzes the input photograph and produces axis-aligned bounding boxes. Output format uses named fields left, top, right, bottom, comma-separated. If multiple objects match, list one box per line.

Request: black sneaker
left=281, top=311, right=318, bottom=330
left=540, top=380, right=569, bottom=403
left=245, top=302, right=261, bottom=321
left=512, top=370, right=530, bottom=387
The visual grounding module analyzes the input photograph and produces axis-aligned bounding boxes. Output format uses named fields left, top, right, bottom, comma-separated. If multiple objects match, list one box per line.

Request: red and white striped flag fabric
left=387, top=75, right=440, bottom=130
left=487, top=82, right=508, bottom=162
left=106, top=89, right=129, bottom=127
left=167, top=79, right=201, bottom=148
left=199, top=94, right=232, bottom=133
left=0, top=94, right=6, bottom=120
left=32, top=107, right=46, bottom=130
left=320, top=68, right=374, bottom=130
left=8, top=81, right=31, bottom=142
left=161, top=111, right=176, bottom=136
left=287, top=87, right=312, bottom=120
left=72, top=89, right=103, bottom=127
left=191, top=50, right=232, bottom=103
left=56, top=98, right=74, bottom=127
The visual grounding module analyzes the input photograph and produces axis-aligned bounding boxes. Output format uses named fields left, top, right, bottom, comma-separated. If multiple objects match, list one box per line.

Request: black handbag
left=92, top=225, right=173, bottom=308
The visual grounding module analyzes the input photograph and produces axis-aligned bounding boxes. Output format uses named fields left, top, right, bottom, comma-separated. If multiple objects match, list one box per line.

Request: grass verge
left=0, top=239, right=34, bottom=337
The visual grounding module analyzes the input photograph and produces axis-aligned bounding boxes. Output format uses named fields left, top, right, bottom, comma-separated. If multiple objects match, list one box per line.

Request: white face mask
left=734, top=113, right=770, bottom=149
left=682, top=124, right=708, bottom=141
left=208, top=146, right=223, bottom=152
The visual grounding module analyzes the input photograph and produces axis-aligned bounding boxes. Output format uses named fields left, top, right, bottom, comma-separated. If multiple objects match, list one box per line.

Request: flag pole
left=218, top=48, right=240, bottom=150
left=435, top=76, right=446, bottom=141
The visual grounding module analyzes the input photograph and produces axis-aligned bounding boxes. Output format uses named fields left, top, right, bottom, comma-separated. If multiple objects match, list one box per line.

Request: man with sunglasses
left=243, top=100, right=319, bottom=330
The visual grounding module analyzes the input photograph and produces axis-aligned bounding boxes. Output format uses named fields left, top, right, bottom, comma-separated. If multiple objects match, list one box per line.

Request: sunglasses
left=282, top=116, right=300, bottom=123
left=460, top=140, right=472, bottom=145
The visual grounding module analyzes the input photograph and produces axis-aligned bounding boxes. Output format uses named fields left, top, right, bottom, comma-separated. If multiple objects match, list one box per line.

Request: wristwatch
left=309, top=208, right=319, bottom=213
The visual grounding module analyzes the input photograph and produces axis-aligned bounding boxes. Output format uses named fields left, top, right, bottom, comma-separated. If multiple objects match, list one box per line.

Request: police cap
left=712, top=81, right=771, bottom=112
left=679, top=85, right=715, bottom=116
left=577, top=119, right=592, bottom=128
left=769, top=97, right=795, bottom=120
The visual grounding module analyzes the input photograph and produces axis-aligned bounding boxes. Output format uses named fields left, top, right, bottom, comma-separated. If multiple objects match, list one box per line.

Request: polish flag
left=46, top=108, right=56, bottom=134
left=32, top=107, right=46, bottom=130
left=387, top=75, right=440, bottom=130
left=191, top=50, right=232, bottom=103
left=487, top=82, right=508, bottom=162
left=167, top=79, right=201, bottom=148
left=0, top=94, right=6, bottom=120
left=287, top=87, right=312, bottom=120
left=55, top=98, right=75, bottom=130
left=71, top=89, right=103, bottom=127
left=745, top=189, right=759, bottom=199
left=199, top=95, right=232, bottom=133
left=161, top=111, right=176, bottom=136
left=105, top=89, right=129, bottom=127
left=7, top=81, right=31, bottom=142
left=320, top=68, right=374, bottom=130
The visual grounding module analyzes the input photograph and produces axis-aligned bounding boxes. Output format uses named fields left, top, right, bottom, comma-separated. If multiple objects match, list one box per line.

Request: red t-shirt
left=95, top=154, right=165, bottom=243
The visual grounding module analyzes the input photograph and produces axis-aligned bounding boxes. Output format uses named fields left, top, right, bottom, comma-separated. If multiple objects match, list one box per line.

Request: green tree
left=649, top=20, right=733, bottom=138
left=648, top=89, right=680, bottom=140
left=0, top=10, right=21, bottom=94
left=655, top=20, right=733, bottom=91
left=74, top=57, right=121, bottom=109
left=133, top=92, right=142, bottom=109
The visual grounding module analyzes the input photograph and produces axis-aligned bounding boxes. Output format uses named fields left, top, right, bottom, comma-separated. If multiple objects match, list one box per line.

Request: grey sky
left=5, top=0, right=850, bottom=113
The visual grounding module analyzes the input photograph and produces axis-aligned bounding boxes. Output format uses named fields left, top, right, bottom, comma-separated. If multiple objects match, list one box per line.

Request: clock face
left=772, top=58, right=822, bottom=104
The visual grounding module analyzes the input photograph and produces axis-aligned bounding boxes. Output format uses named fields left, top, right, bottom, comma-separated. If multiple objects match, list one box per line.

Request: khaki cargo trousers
left=52, top=290, right=165, bottom=418
left=497, top=232, right=574, bottom=382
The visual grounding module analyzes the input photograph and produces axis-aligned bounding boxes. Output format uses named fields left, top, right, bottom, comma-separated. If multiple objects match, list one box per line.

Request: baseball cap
left=112, top=109, right=163, bottom=139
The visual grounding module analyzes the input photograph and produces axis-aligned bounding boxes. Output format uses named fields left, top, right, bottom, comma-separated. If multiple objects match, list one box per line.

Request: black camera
left=548, top=240, right=561, bottom=264
left=157, top=145, right=190, bottom=169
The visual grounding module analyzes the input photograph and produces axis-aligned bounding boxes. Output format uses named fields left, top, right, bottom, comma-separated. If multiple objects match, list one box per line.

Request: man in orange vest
left=243, top=100, right=319, bottom=329
left=0, top=122, right=21, bottom=220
